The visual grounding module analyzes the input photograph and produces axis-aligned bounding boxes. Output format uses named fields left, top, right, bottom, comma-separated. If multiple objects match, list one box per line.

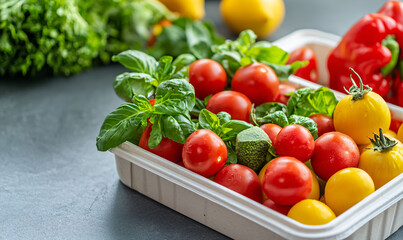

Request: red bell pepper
left=328, top=1, right=402, bottom=98
left=379, top=1, right=403, bottom=107
left=287, top=47, right=319, bottom=83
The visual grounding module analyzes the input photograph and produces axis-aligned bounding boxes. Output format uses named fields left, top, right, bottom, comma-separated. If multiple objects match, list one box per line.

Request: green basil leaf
left=263, top=60, right=308, bottom=80
left=112, top=50, right=157, bottom=74
left=308, top=87, right=339, bottom=117
left=288, top=115, right=318, bottom=139
left=254, top=102, right=287, bottom=119
left=211, top=51, right=242, bottom=77
left=161, top=115, right=185, bottom=143
left=186, top=20, right=213, bottom=59
left=220, top=120, right=253, bottom=142
left=226, top=144, right=238, bottom=165
left=234, top=30, right=257, bottom=53
left=155, top=55, right=175, bottom=82
left=172, top=53, right=196, bottom=70
left=217, top=112, right=231, bottom=125
left=113, top=72, right=156, bottom=102
left=127, top=124, right=147, bottom=146
left=191, top=97, right=206, bottom=118
left=161, top=114, right=196, bottom=144
left=247, top=41, right=289, bottom=65
left=154, top=79, right=196, bottom=114
left=198, top=109, right=221, bottom=134
left=96, top=97, right=152, bottom=151
left=287, top=87, right=338, bottom=117
left=258, top=111, right=289, bottom=127
left=148, top=118, right=163, bottom=149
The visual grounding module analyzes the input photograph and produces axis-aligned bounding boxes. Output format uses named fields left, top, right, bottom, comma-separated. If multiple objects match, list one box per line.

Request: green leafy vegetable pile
left=0, top=0, right=210, bottom=77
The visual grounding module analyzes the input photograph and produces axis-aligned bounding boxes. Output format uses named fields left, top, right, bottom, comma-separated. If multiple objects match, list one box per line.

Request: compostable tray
left=111, top=29, right=403, bottom=240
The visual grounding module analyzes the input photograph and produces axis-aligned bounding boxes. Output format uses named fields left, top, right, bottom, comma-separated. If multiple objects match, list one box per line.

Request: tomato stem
left=344, top=68, right=372, bottom=101
left=368, top=128, right=397, bottom=152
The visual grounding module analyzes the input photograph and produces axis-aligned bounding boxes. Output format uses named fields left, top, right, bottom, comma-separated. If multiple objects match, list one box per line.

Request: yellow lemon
left=220, top=0, right=285, bottom=38
left=159, top=0, right=205, bottom=20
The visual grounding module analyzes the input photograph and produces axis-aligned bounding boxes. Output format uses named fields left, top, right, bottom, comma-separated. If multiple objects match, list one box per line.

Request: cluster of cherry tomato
left=137, top=53, right=403, bottom=225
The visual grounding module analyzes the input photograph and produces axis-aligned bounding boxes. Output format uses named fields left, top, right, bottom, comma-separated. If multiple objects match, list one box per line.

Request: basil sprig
left=211, top=30, right=307, bottom=80
left=112, top=50, right=196, bottom=102
left=96, top=79, right=196, bottom=151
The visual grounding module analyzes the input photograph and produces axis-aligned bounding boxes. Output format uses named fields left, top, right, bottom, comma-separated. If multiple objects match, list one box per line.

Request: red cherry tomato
left=262, top=157, right=312, bottom=206
left=189, top=59, right=227, bottom=99
left=263, top=198, right=292, bottom=215
left=260, top=123, right=282, bottom=143
left=274, top=124, right=315, bottom=163
left=182, top=129, right=227, bottom=178
left=311, top=132, right=360, bottom=180
left=214, top=164, right=263, bottom=202
left=287, top=47, right=319, bottom=83
left=309, top=113, right=335, bottom=137
left=139, top=124, right=183, bottom=163
left=274, top=83, right=297, bottom=104
left=206, top=90, right=252, bottom=122
left=232, top=63, right=279, bottom=106
left=390, top=117, right=402, bottom=133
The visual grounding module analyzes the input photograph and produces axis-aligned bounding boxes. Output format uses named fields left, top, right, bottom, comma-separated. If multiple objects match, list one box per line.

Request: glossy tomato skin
left=214, top=164, right=262, bottom=202
left=182, top=129, right=227, bottom=178
left=325, top=168, right=374, bottom=216
left=189, top=59, right=227, bottom=99
left=232, top=63, right=279, bottom=106
left=274, top=124, right=315, bottom=163
left=262, top=157, right=312, bottom=206
left=333, top=91, right=391, bottom=145
left=287, top=199, right=336, bottom=225
left=287, top=47, right=319, bottom=83
left=274, top=83, right=297, bottom=104
left=263, top=198, right=292, bottom=215
left=390, top=117, right=402, bottom=133
left=311, top=132, right=360, bottom=180
left=309, top=113, right=335, bottom=137
left=139, top=124, right=183, bottom=163
left=260, top=123, right=282, bottom=143
left=206, top=91, right=252, bottom=122
left=359, top=143, right=403, bottom=190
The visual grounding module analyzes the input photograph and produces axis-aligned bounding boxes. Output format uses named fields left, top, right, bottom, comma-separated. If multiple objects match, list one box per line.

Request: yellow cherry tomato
left=220, top=0, right=285, bottom=38
left=159, top=0, right=205, bottom=20
left=333, top=70, right=390, bottom=145
left=385, top=129, right=397, bottom=139
left=359, top=129, right=403, bottom=189
left=287, top=199, right=336, bottom=225
left=308, top=171, right=320, bottom=200
left=258, top=161, right=270, bottom=201
left=325, top=168, right=375, bottom=216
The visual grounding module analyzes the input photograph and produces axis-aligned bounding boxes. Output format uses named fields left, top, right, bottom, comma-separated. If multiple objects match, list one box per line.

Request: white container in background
left=111, top=29, right=403, bottom=240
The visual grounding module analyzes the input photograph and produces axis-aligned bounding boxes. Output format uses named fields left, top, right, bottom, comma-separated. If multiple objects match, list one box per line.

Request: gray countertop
left=1, top=0, right=402, bottom=239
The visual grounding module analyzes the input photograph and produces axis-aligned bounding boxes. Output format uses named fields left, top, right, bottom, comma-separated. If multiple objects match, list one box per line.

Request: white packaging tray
left=111, top=29, right=403, bottom=240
